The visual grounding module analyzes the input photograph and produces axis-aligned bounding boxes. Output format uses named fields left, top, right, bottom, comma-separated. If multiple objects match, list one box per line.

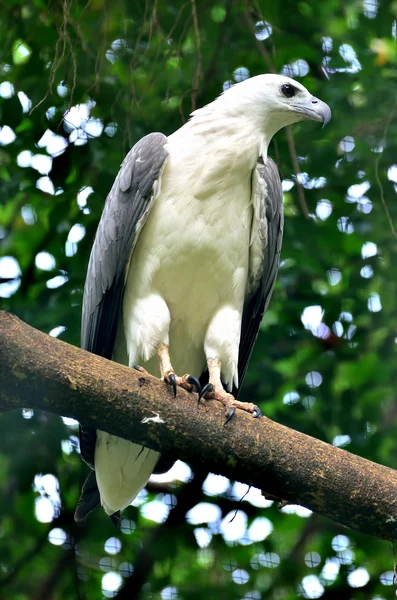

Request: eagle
left=75, top=74, right=331, bottom=523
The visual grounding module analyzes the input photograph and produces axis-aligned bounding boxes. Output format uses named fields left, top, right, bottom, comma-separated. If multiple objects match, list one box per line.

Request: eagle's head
left=218, top=73, right=331, bottom=140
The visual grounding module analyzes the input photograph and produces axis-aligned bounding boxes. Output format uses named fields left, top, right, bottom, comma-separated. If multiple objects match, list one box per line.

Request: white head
left=214, top=73, right=331, bottom=143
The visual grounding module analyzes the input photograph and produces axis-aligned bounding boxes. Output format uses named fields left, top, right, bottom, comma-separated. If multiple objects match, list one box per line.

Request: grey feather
left=78, top=133, right=168, bottom=508
left=234, top=156, right=284, bottom=396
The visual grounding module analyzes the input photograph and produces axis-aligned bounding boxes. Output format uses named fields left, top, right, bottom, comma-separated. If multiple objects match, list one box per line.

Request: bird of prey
left=75, top=74, right=331, bottom=523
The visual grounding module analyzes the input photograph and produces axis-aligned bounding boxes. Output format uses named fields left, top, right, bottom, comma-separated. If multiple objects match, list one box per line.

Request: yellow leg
left=201, top=357, right=261, bottom=423
left=157, top=344, right=201, bottom=396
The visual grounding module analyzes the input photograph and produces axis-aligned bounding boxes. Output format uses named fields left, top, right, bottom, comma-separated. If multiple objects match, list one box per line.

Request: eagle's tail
left=74, top=469, right=121, bottom=526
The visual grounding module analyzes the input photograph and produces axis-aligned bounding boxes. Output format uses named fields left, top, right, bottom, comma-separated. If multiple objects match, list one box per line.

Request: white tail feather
left=95, top=430, right=160, bottom=515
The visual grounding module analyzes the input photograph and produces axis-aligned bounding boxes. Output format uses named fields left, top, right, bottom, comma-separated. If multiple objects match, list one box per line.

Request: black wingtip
left=74, top=470, right=100, bottom=522
left=110, top=511, right=122, bottom=528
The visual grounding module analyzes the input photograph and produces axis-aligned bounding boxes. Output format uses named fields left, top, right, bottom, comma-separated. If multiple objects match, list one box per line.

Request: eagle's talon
left=224, top=406, right=236, bottom=425
left=169, top=373, right=177, bottom=397
left=198, top=383, right=214, bottom=403
left=187, top=375, right=202, bottom=395
left=253, top=407, right=262, bottom=418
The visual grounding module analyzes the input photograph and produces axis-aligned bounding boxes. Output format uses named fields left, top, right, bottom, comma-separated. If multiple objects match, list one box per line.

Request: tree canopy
left=1, top=0, right=397, bottom=599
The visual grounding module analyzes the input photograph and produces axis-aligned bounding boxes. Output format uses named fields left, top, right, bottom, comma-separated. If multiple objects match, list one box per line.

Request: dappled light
left=1, top=0, right=397, bottom=598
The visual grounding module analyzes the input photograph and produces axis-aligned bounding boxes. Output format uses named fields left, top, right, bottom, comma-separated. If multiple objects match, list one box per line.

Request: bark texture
left=1, top=310, right=397, bottom=541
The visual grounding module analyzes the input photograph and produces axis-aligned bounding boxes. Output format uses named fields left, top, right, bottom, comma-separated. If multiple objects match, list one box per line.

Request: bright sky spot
left=0, top=125, right=16, bottom=145
left=17, top=150, right=32, bottom=167
left=102, top=572, right=122, bottom=595
left=305, top=552, right=321, bottom=568
left=202, top=473, right=230, bottom=496
left=150, top=460, right=192, bottom=484
left=186, top=502, right=222, bottom=525
left=68, top=223, right=86, bottom=244
left=31, top=153, right=52, bottom=174
left=306, top=371, right=322, bottom=388
left=48, top=527, right=67, bottom=546
left=327, top=268, right=342, bottom=286
left=301, top=575, right=325, bottom=599
left=105, top=537, right=122, bottom=555
left=251, top=552, right=280, bottom=569
left=339, top=136, right=355, bottom=152
left=301, top=305, right=324, bottom=333
left=65, top=241, right=77, bottom=257
left=119, top=562, right=133, bottom=577
left=332, top=434, right=351, bottom=447
left=38, top=129, right=68, bottom=156
left=322, top=36, right=333, bottom=52
left=161, top=586, right=178, bottom=600
left=220, top=510, right=247, bottom=542
left=105, top=122, right=117, bottom=137
left=388, top=165, right=397, bottom=183
left=36, top=176, right=55, bottom=195
left=347, top=181, right=370, bottom=201
left=320, top=557, right=340, bottom=583
left=62, top=416, right=79, bottom=428
left=380, top=570, right=394, bottom=585
left=368, top=292, right=382, bottom=312
left=282, top=179, right=294, bottom=192
left=131, top=488, right=148, bottom=507
left=331, top=534, right=350, bottom=551
left=18, top=91, right=32, bottom=112
left=35, top=251, right=56, bottom=271
left=234, top=67, right=250, bottom=82
left=254, top=20, right=272, bottom=40
left=281, top=504, right=313, bottom=518
left=337, top=216, right=354, bottom=234
left=348, top=567, right=370, bottom=587
left=0, top=255, right=21, bottom=279
left=21, top=205, right=36, bottom=225
left=0, top=81, right=14, bottom=98
left=363, top=0, right=378, bottom=18
left=46, top=275, right=68, bottom=289
left=140, top=500, right=170, bottom=523
left=361, top=241, right=378, bottom=259
left=339, top=43, right=362, bottom=72
left=247, top=517, right=273, bottom=542
left=194, top=527, right=212, bottom=548
left=316, top=199, right=332, bottom=220
left=77, top=186, right=94, bottom=208
left=283, top=390, right=300, bottom=405
left=229, top=482, right=273, bottom=508
left=120, top=518, right=135, bottom=534
left=232, top=568, right=249, bottom=584
left=282, top=59, right=309, bottom=77
left=35, top=497, right=55, bottom=523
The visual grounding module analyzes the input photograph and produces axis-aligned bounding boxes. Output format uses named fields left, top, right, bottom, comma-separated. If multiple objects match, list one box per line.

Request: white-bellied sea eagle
left=75, top=74, right=331, bottom=523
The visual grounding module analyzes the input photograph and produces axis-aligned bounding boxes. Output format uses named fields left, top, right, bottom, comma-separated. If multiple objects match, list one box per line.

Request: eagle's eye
left=281, top=84, right=296, bottom=98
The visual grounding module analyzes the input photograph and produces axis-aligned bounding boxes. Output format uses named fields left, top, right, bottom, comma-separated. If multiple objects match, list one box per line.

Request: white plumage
left=77, top=74, right=331, bottom=519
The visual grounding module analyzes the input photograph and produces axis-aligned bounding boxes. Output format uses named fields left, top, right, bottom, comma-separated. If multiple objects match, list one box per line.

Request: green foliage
left=1, top=0, right=397, bottom=598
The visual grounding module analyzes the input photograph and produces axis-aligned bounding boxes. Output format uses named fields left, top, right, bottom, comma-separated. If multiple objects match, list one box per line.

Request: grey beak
left=293, top=96, right=332, bottom=127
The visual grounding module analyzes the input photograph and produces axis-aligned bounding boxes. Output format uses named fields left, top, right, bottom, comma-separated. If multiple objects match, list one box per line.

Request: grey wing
left=79, top=132, right=168, bottom=469
left=234, top=156, right=284, bottom=397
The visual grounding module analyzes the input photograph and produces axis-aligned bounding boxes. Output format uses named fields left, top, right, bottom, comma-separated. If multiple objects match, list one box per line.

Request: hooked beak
left=292, top=96, right=332, bottom=128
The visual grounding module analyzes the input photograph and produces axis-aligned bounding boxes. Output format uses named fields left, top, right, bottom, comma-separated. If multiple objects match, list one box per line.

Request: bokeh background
left=1, top=0, right=397, bottom=598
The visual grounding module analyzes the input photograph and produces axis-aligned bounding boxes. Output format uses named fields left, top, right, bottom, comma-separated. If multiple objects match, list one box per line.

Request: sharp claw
left=187, top=375, right=201, bottom=394
left=198, top=383, right=214, bottom=403
left=169, top=373, right=177, bottom=397
left=253, top=407, right=262, bottom=418
left=224, top=406, right=236, bottom=425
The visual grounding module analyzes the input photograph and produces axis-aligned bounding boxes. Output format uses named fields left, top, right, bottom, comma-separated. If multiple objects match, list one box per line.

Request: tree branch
left=1, top=310, right=397, bottom=542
